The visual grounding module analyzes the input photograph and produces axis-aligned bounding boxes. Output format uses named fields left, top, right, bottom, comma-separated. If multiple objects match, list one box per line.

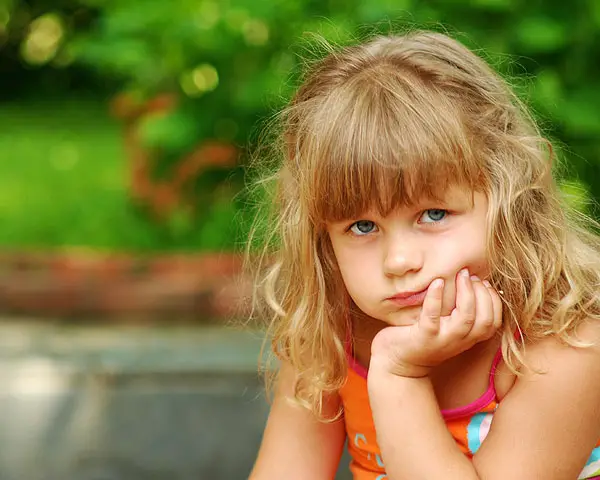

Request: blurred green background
left=1, top=0, right=599, bottom=253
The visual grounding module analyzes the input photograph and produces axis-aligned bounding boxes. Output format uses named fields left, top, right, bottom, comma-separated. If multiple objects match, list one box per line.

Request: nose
left=383, top=236, right=424, bottom=278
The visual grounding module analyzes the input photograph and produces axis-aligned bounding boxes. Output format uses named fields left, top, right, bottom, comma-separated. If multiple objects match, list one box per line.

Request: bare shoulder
left=523, top=319, right=600, bottom=372
left=473, top=319, right=600, bottom=479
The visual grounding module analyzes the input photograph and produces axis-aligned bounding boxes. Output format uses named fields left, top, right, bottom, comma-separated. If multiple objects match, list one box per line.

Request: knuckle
left=482, top=316, right=495, bottom=327
left=419, top=319, right=437, bottom=333
left=421, top=326, right=438, bottom=337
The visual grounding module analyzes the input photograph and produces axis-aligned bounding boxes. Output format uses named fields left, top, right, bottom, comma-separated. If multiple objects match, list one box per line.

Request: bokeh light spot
left=225, top=8, right=249, bottom=31
left=195, top=1, right=220, bottom=29
left=180, top=64, right=219, bottom=97
left=243, top=19, right=269, bottom=46
left=20, top=13, right=64, bottom=66
left=193, top=64, right=219, bottom=91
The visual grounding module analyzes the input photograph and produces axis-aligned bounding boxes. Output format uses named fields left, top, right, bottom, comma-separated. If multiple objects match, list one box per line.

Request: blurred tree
left=71, top=0, right=600, bottom=211
left=1, top=0, right=599, bottom=250
left=0, top=0, right=113, bottom=99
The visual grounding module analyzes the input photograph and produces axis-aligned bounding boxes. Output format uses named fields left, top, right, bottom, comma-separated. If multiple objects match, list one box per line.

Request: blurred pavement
left=0, top=320, right=352, bottom=480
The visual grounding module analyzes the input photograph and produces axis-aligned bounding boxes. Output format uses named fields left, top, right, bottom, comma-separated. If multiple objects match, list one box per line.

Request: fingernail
left=460, top=268, right=470, bottom=278
left=432, top=278, right=444, bottom=289
left=470, top=275, right=481, bottom=282
left=482, top=280, right=492, bottom=288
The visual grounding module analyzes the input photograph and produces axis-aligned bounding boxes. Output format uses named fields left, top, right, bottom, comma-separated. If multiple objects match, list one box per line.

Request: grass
left=0, top=98, right=245, bottom=253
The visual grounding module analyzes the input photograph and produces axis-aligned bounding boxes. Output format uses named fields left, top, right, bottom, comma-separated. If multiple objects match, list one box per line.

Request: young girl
left=248, top=30, right=600, bottom=479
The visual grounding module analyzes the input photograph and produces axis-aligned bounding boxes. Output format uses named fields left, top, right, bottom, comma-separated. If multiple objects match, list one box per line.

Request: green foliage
left=70, top=0, right=600, bottom=199
left=2, top=0, right=600, bottom=251
left=0, top=99, right=253, bottom=251
left=137, top=109, right=199, bottom=161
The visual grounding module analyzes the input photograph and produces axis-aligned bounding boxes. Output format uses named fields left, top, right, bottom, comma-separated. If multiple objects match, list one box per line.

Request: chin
left=385, top=311, right=420, bottom=327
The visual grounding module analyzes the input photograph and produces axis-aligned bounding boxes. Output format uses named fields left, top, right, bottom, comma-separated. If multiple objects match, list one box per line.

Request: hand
left=369, top=269, right=503, bottom=378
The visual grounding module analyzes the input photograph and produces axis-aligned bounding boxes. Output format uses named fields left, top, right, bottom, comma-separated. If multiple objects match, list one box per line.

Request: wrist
left=367, top=366, right=433, bottom=409
left=369, top=354, right=433, bottom=379
left=367, top=357, right=433, bottom=401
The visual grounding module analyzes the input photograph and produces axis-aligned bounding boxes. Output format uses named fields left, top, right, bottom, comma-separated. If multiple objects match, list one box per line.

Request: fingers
left=419, top=278, right=445, bottom=336
left=451, top=268, right=476, bottom=337
left=406, top=271, right=504, bottom=370
left=450, top=270, right=502, bottom=342
left=484, top=280, right=503, bottom=330
left=418, top=270, right=503, bottom=346
left=468, top=276, right=497, bottom=340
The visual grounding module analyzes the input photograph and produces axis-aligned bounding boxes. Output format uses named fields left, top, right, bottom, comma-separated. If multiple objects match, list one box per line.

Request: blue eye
left=420, top=209, right=447, bottom=223
left=349, top=220, right=378, bottom=235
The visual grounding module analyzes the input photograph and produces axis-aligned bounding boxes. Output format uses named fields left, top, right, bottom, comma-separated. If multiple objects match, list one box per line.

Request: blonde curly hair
left=248, top=30, right=600, bottom=419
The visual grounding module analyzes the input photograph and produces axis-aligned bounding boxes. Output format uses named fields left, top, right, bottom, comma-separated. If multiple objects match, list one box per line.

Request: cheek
left=329, top=242, right=357, bottom=286
left=332, top=247, right=379, bottom=301
left=464, top=234, right=489, bottom=276
left=434, top=234, right=489, bottom=278
left=336, top=255, right=369, bottom=290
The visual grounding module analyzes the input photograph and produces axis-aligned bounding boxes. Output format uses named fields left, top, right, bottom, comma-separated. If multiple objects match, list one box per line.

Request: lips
left=387, top=288, right=428, bottom=307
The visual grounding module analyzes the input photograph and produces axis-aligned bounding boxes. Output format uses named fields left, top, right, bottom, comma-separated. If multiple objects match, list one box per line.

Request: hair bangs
left=301, top=71, right=484, bottom=224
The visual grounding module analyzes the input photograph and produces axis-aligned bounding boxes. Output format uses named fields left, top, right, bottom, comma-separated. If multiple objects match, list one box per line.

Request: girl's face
left=326, top=187, right=490, bottom=326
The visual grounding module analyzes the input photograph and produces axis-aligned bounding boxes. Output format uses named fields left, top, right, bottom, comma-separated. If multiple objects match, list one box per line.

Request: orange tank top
left=339, top=350, right=600, bottom=480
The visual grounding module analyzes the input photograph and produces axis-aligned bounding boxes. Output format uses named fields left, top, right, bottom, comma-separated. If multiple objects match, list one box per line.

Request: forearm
left=367, top=365, right=480, bottom=480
